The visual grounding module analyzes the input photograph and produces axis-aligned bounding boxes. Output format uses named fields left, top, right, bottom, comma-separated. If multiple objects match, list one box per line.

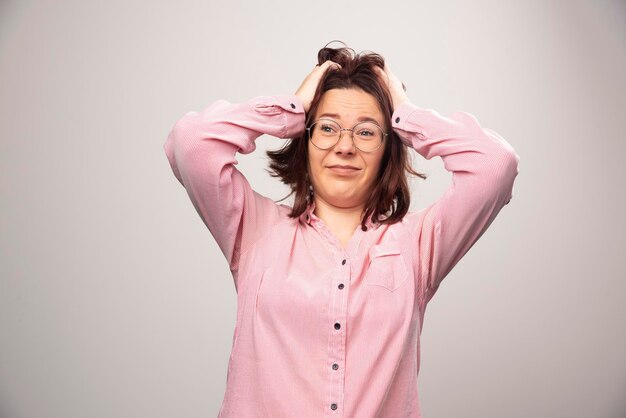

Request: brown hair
left=266, top=41, right=426, bottom=231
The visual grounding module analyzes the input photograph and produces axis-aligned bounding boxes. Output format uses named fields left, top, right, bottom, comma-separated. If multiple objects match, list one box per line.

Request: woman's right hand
left=295, top=60, right=342, bottom=113
left=373, top=62, right=409, bottom=114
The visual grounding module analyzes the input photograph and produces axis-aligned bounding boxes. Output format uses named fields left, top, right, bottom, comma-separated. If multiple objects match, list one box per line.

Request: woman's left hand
left=374, top=62, right=410, bottom=113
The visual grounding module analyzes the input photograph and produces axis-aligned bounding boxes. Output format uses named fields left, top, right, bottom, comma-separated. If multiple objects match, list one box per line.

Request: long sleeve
left=163, top=94, right=306, bottom=283
left=392, top=102, right=520, bottom=301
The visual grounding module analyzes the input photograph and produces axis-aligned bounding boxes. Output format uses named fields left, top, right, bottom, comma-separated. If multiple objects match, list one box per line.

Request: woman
left=163, top=43, right=520, bottom=418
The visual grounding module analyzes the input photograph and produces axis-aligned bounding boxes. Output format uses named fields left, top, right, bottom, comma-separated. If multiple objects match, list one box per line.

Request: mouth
left=326, top=165, right=361, bottom=175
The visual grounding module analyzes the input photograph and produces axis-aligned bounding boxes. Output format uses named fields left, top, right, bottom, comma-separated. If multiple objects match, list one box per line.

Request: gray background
left=1, top=0, right=625, bottom=417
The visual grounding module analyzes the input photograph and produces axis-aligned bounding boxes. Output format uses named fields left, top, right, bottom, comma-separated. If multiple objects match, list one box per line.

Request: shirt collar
left=299, top=200, right=377, bottom=230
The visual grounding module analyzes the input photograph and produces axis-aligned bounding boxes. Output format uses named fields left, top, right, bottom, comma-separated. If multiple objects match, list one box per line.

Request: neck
left=313, top=196, right=365, bottom=231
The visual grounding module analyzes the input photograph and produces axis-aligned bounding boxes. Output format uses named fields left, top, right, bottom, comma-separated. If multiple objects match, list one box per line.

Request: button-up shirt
left=163, top=93, right=520, bottom=418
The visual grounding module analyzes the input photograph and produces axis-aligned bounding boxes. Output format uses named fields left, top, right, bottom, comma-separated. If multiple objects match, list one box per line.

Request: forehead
left=315, top=88, right=384, bottom=126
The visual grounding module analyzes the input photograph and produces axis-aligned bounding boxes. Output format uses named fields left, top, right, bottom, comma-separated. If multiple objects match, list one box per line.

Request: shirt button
left=395, top=116, right=400, bottom=123
left=338, top=283, right=344, bottom=289
left=290, top=103, right=296, bottom=109
left=334, top=322, right=341, bottom=330
left=330, top=403, right=338, bottom=410
left=341, top=259, right=346, bottom=265
left=332, top=363, right=339, bottom=370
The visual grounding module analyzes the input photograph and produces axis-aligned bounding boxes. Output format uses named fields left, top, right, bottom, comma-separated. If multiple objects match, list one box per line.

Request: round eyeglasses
left=305, top=118, right=388, bottom=153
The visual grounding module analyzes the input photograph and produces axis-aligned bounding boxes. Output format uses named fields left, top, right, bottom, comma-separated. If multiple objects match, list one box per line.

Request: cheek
left=308, top=146, right=326, bottom=170
left=307, top=153, right=323, bottom=183
left=366, top=154, right=384, bottom=180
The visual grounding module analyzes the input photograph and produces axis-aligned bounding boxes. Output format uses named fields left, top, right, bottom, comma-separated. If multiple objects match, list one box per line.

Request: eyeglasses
left=305, top=118, right=388, bottom=153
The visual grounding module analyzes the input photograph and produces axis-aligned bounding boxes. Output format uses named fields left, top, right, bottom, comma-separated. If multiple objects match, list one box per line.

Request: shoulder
left=396, top=206, right=436, bottom=234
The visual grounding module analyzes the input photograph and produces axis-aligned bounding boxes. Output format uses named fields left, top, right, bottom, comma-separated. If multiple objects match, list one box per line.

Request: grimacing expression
left=307, top=88, right=386, bottom=209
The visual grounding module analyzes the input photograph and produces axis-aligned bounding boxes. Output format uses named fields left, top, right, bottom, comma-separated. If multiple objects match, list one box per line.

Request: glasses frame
left=305, top=118, right=388, bottom=153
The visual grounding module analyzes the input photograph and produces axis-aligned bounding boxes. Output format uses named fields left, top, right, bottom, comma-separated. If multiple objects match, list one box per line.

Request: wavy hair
left=266, top=40, right=426, bottom=231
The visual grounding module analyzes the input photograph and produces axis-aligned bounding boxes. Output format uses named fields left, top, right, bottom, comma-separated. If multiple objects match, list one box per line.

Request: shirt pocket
left=364, top=241, right=410, bottom=291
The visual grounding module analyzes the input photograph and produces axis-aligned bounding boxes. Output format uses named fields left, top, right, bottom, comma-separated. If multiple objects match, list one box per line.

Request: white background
left=1, top=0, right=625, bottom=417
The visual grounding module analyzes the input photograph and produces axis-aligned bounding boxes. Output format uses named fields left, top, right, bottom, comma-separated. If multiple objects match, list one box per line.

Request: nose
left=333, top=129, right=356, bottom=154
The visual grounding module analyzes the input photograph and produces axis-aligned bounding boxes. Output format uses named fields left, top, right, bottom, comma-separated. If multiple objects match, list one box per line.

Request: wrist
left=394, top=98, right=409, bottom=113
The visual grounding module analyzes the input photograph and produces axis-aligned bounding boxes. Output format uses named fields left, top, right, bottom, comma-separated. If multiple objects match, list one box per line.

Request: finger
left=385, top=62, right=399, bottom=80
left=384, top=63, right=401, bottom=85
left=323, top=60, right=339, bottom=67
left=374, top=65, right=390, bottom=83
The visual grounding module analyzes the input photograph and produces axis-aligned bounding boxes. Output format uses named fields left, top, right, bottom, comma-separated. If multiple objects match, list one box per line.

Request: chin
left=326, top=191, right=362, bottom=205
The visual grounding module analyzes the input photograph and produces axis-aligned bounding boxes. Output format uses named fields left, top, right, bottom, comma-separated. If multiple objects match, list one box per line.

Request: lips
left=327, top=165, right=360, bottom=170
left=327, top=165, right=361, bottom=175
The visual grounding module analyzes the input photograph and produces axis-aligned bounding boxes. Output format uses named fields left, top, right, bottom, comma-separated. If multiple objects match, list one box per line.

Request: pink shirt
left=163, top=93, right=520, bottom=418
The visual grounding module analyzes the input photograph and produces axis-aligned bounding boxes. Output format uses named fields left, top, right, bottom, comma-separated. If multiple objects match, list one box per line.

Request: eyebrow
left=317, top=113, right=383, bottom=126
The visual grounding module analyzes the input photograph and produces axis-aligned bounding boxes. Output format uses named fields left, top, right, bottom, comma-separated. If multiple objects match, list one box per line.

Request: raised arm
left=163, top=94, right=305, bottom=283
left=375, top=63, right=520, bottom=301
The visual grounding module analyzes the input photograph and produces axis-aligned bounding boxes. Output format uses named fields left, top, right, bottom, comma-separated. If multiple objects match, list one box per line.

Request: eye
left=320, top=123, right=337, bottom=133
left=357, top=129, right=375, bottom=136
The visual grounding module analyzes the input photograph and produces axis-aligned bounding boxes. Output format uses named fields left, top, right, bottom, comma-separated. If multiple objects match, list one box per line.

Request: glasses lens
left=309, top=120, right=341, bottom=149
left=352, top=122, right=384, bottom=152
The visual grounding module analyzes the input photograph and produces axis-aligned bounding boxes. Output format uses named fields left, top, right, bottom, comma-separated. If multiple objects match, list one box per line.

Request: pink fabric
left=163, top=93, right=520, bottom=417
